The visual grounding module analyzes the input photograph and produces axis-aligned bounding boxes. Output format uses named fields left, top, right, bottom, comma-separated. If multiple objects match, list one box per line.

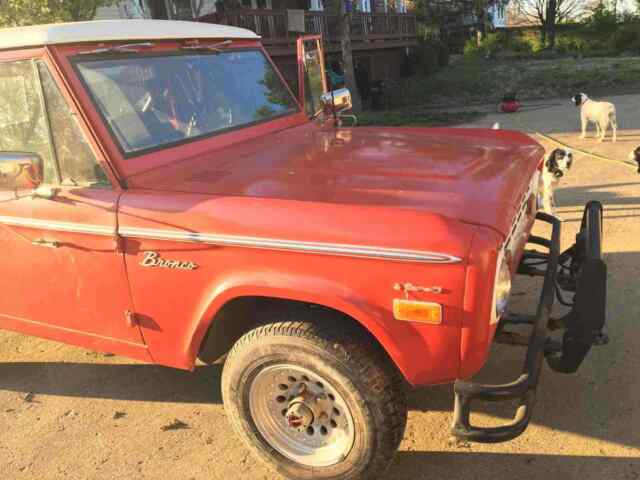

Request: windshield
left=75, top=49, right=299, bottom=156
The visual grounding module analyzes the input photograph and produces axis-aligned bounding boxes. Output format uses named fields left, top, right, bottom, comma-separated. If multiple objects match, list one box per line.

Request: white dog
left=572, top=93, right=617, bottom=142
left=540, top=148, right=573, bottom=216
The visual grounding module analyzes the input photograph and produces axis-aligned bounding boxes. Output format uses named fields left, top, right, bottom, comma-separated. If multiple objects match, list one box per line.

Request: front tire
left=221, top=307, right=407, bottom=480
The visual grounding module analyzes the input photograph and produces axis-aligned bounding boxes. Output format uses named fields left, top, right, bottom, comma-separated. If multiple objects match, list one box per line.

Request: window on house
left=36, top=62, right=109, bottom=187
left=355, top=0, right=371, bottom=12
left=309, top=0, right=324, bottom=11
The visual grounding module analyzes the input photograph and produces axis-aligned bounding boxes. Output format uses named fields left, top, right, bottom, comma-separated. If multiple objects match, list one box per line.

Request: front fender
left=183, top=262, right=466, bottom=386
left=186, top=271, right=407, bottom=377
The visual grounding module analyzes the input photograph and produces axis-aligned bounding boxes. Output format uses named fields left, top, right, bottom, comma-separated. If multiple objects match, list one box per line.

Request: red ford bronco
left=0, top=20, right=607, bottom=479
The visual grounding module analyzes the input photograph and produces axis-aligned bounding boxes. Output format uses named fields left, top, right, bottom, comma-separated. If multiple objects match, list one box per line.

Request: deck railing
left=215, top=10, right=417, bottom=47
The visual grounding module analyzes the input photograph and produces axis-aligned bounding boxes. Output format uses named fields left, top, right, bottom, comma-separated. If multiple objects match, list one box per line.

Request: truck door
left=296, top=35, right=328, bottom=117
left=0, top=55, right=149, bottom=359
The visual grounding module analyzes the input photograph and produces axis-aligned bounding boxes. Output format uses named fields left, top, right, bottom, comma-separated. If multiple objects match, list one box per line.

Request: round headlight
left=536, top=170, right=547, bottom=211
left=495, top=256, right=512, bottom=319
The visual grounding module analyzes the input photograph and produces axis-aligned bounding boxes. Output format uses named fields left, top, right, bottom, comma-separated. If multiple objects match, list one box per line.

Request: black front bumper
left=450, top=201, right=607, bottom=443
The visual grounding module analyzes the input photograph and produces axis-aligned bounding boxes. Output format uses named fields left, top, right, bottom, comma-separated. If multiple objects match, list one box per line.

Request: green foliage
left=406, top=39, right=449, bottom=79
left=553, top=34, right=590, bottom=54
left=509, top=36, right=536, bottom=54
left=358, top=109, right=483, bottom=127
left=586, top=1, right=619, bottom=34
left=463, top=38, right=481, bottom=57
left=607, top=23, right=640, bottom=52
left=0, top=0, right=116, bottom=27
left=411, top=41, right=440, bottom=75
left=431, top=39, right=450, bottom=67
left=458, top=19, right=640, bottom=60
left=397, top=55, right=640, bottom=108
left=463, top=32, right=508, bottom=59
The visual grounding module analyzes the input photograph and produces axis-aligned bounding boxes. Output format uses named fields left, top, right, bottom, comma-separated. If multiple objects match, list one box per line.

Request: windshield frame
left=70, top=47, right=301, bottom=159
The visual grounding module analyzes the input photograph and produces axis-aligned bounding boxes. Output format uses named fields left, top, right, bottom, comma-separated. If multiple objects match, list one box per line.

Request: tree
left=587, top=0, right=619, bottom=26
left=472, top=0, right=492, bottom=44
left=191, top=0, right=206, bottom=18
left=335, top=0, right=362, bottom=112
left=0, top=0, right=117, bottom=27
left=510, top=0, right=585, bottom=47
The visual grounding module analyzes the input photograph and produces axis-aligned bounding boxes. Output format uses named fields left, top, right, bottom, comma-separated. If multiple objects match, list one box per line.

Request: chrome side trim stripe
left=119, top=226, right=462, bottom=264
left=0, top=215, right=463, bottom=264
left=0, top=216, right=114, bottom=236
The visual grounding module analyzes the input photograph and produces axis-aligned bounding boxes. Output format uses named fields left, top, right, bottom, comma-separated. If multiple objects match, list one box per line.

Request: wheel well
left=197, top=296, right=391, bottom=367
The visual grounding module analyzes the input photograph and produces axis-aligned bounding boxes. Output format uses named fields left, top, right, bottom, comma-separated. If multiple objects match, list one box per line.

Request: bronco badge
left=139, top=251, right=198, bottom=271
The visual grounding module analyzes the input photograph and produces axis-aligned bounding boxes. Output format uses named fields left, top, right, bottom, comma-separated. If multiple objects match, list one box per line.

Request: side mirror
left=321, top=88, right=353, bottom=114
left=0, top=152, right=43, bottom=191
left=321, top=88, right=357, bottom=126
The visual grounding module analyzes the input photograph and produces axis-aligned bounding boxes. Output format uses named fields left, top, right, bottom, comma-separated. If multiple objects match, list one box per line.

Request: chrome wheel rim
left=248, top=364, right=356, bottom=467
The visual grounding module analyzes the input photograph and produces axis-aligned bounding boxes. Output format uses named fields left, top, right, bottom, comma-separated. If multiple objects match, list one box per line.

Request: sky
left=618, top=0, right=637, bottom=13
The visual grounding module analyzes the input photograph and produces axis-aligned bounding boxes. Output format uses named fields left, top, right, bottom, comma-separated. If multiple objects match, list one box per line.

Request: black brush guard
left=450, top=201, right=607, bottom=443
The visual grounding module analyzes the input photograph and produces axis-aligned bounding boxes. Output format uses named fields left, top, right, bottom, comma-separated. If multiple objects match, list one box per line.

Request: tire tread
left=223, top=305, right=407, bottom=479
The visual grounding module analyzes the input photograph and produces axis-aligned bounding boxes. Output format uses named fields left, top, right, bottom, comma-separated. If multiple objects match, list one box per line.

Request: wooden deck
left=208, top=10, right=417, bottom=56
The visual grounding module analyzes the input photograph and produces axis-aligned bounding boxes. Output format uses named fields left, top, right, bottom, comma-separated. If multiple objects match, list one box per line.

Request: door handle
left=32, top=238, right=60, bottom=248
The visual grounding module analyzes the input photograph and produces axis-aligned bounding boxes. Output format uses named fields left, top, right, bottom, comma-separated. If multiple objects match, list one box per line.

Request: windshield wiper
left=180, top=40, right=233, bottom=52
left=78, top=42, right=155, bottom=55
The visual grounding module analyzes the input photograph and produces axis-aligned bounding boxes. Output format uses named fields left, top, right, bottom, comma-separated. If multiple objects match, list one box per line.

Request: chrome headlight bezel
left=490, top=249, right=512, bottom=325
left=535, top=169, right=549, bottom=212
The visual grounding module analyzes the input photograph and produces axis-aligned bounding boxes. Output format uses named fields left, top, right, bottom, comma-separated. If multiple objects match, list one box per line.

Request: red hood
left=127, top=124, right=544, bottom=236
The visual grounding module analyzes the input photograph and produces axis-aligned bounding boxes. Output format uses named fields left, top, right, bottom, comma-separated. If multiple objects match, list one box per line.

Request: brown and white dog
left=572, top=93, right=617, bottom=143
left=540, top=148, right=573, bottom=216
left=627, top=147, right=640, bottom=173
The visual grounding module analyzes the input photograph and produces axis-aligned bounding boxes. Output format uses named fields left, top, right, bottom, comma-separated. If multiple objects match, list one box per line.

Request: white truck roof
left=0, top=20, right=259, bottom=50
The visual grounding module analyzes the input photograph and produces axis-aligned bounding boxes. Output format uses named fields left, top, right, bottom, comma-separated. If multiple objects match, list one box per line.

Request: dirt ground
left=1, top=96, right=640, bottom=480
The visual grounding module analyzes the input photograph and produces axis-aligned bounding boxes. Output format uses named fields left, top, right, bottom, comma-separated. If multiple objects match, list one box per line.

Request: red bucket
left=500, top=100, right=521, bottom=113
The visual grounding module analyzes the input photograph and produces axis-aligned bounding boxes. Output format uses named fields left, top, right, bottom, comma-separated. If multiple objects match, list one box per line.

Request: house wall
left=95, top=0, right=218, bottom=20
left=197, top=0, right=218, bottom=16
left=488, top=2, right=506, bottom=28
left=96, top=0, right=413, bottom=19
left=271, top=0, right=307, bottom=9
left=94, top=4, right=124, bottom=19
left=273, top=45, right=408, bottom=99
left=95, top=0, right=148, bottom=19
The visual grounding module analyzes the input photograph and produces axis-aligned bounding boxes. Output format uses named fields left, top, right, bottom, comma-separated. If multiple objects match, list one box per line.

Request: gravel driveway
left=1, top=99, right=639, bottom=479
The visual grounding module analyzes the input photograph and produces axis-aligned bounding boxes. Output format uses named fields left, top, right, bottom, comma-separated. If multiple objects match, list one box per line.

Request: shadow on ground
left=387, top=452, right=640, bottom=480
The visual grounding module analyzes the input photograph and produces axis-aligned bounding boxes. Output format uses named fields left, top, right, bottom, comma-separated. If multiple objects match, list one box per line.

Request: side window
left=36, top=61, right=110, bottom=187
left=0, top=60, right=56, bottom=183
